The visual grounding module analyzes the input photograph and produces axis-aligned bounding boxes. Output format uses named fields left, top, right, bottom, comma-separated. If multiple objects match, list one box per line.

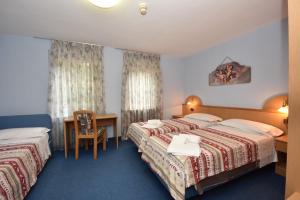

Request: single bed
left=140, top=124, right=278, bottom=200
left=126, top=114, right=222, bottom=148
left=0, top=114, right=52, bottom=200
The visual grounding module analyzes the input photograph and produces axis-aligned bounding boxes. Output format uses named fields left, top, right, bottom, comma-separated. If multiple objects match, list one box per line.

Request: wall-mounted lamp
left=278, top=99, right=289, bottom=127
left=184, top=95, right=202, bottom=112
left=186, top=101, right=194, bottom=111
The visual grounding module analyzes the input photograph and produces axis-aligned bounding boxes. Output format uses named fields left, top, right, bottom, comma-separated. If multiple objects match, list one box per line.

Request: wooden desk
left=64, top=113, right=118, bottom=158
left=275, top=134, right=288, bottom=176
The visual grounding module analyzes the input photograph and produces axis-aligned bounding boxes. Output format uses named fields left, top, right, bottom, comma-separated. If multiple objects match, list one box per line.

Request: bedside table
left=172, top=114, right=184, bottom=119
left=275, top=134, right=288, bottom=176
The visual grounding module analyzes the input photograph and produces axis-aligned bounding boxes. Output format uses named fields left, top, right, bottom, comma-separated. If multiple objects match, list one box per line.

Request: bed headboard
left=182, top=95, right=288, bottom=132
left=0, top=114, right=53, bottom=148
left=0, top=114, right=52, bottom=130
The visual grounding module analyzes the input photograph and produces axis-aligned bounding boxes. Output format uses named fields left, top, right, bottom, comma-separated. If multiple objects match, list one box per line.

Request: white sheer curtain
left=121, top=51, right=162, bottom=138
left=48, top=40, right=105, bottom=149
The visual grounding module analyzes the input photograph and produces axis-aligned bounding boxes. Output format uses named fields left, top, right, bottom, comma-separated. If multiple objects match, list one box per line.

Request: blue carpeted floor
left=26, top=140, right=285, bottom=200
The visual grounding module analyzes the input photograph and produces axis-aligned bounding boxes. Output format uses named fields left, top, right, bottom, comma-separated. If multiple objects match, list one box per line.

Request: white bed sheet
left=0, top=134, right=51, bottom=162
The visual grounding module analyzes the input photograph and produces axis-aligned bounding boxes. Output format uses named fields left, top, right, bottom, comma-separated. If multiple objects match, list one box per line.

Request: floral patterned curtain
left=121, top=51, right=162, bottom=138
left=48, top=40, right=105, bottom=149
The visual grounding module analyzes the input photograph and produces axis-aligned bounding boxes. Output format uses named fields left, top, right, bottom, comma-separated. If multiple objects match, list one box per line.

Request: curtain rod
left=33, top=36, right=131, bottom=51
left=33, top=36, right=160, bottom=55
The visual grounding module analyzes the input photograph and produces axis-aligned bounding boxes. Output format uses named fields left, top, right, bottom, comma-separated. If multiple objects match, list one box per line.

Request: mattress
left=126, top=118, right=213, bottom=148
left=0, top=134, right=51, bottom=200
left=140, top=125, right=277, bottom=200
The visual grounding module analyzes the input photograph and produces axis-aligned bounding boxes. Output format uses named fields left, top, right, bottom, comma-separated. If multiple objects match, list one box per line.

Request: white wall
left=183, top=19, right=288, bottom=109
left=0, top=36, right=185, bottom=137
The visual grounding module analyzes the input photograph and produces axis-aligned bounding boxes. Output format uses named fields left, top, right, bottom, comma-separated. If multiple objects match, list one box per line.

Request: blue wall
left=0, top=36, right=50, bottom=115
left=161, top=56, right=185, bottom=118
left=0, top=19, right=289, bottom=120
left=183, top=19, right=288, bottom=108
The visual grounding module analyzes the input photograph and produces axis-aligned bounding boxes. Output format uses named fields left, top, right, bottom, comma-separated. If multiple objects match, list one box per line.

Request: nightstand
left=275, top=134, right=288, bottom=176
left=172, top=114, right=184, bottom=119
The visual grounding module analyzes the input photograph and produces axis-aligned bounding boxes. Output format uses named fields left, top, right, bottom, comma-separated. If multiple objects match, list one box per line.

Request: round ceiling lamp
left=88, top=0, right=120, bottom=8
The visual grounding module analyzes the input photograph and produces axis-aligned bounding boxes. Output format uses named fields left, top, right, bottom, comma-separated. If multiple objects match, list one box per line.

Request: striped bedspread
left=127, top=118, right=211, bottom=147
left=0, top=143, right=46, bottom=200
left=140, top=128, right=259, bottom=200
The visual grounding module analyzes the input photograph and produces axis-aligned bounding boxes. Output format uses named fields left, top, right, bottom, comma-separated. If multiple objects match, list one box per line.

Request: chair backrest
left=73, top=110, right=97, bottom=135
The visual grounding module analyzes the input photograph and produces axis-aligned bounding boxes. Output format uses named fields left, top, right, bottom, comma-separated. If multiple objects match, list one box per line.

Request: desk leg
left=114, top=119, right=118, bottom=149
left=64, top=122, right=68, bottom=158
left=69, top=127, right=72, bottom=148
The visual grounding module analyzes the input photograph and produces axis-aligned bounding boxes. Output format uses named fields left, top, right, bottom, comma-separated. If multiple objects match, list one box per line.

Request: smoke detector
left=139, top=2, right=147, bottom=15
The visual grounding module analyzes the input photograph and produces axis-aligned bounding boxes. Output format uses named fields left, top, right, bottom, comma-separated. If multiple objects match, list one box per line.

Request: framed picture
left=209, top=58, right=251, bottom=86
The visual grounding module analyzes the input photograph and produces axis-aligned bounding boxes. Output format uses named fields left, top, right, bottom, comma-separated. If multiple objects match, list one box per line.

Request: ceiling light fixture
left=88, top=0, right=120, bottom=8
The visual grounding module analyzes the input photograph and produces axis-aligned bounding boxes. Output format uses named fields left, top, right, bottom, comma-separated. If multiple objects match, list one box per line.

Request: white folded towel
left=142, top=119, right=164, bottom=128
left=147, top=119, right=161, bottom=125
left=178, top=134, right=201, bottom=144
left=142, top=123, right=164, bottom=129
left=167, top=135, right=201, bottom=157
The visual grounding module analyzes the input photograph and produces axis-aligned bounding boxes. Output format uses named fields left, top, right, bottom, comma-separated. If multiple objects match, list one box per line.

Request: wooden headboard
left=182, top=95, right=288, bottom=132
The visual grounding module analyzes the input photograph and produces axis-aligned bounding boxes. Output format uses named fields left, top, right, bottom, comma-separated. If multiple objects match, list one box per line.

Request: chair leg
left=75, top=137, right=79, bottom=160
left=103, top=130, right=107, bottom=152
left=85, top=140, right=89, bottom=151
left=93, top=138, right=98, bottom=160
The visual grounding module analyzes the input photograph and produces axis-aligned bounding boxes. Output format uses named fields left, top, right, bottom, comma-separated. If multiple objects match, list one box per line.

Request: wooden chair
left=73, top=110, right=107, bottom=160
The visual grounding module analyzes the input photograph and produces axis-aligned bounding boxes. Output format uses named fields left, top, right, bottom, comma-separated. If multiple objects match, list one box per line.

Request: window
left=48, top=40, right=105, bottom=149
left=127, top=71, right=158, bottom=110
left=121, top=51, right=162, bottom=137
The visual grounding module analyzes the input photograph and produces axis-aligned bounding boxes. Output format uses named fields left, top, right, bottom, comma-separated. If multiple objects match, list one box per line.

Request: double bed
left=0, top=114, right=52, bottom=200
left=127, top=103, right=286, bottom=200
left=140, top=124, right=278, bottom=200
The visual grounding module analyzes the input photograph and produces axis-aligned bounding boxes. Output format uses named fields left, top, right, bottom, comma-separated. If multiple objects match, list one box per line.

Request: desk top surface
left=64, top=113, right=117, bottom=122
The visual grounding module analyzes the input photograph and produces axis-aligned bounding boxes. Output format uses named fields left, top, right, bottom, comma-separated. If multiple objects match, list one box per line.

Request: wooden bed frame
left=182, top=95, right=288, bottom=133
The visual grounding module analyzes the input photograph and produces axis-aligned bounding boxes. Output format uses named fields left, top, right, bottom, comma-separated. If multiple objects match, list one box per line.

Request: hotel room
left=0, top=0, right=299, bottom=200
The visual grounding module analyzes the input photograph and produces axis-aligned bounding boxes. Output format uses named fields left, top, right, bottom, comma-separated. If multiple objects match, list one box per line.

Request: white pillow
left=219, top=119, right=284, bottom=137
left=0, top=127, right=50, bottom=140
left=184, top=113, right=222, bottom=122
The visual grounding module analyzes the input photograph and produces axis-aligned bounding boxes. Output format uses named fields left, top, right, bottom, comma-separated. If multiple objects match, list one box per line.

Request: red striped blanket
left=0, top=143, right=45, bottom=200
left=140, top=128, right=259, bottom=200
left=127, top=118, right=211, bottom=147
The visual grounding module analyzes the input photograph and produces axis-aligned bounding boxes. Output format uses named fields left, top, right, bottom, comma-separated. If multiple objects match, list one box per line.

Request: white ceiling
left=0, top=0, right=287, bottom=57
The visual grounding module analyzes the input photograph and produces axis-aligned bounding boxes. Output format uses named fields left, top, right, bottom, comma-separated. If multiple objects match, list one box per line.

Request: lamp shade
left=278, top=106, right=289, bottom=114
left=88, top=0, right=120, bottom=8
left=184, top=95, right=202, bottom=106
